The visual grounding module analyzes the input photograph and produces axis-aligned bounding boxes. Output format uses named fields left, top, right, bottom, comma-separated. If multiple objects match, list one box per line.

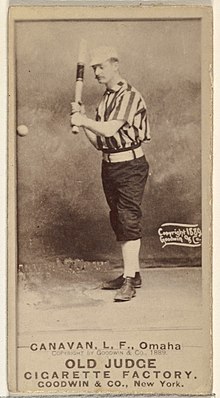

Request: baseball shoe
left=101, top=272, right=142, bottom=290
left=114, top=277, right=136, bottom=302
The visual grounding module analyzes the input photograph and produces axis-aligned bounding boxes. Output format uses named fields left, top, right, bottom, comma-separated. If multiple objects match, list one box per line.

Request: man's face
left=92, top=59, right=118, bottom=85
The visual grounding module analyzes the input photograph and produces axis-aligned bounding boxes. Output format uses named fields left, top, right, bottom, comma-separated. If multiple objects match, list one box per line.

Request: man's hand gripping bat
left=71, top=39, right=87, bottom=134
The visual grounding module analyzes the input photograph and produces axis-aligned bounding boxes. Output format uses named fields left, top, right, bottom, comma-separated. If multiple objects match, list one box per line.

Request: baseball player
left=71, top=46, right=150, bottom=302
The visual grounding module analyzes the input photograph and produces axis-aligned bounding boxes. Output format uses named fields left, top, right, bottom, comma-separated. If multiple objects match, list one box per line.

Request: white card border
left=0, top=0, right=219, bottom=396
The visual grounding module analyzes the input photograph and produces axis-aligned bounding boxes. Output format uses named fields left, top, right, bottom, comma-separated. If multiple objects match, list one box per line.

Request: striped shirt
left=95, top=79, right=150, bottom=153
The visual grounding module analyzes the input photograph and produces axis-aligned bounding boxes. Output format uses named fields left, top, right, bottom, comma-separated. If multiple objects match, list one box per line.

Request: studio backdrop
left=16, top=19, right=201, bottom=266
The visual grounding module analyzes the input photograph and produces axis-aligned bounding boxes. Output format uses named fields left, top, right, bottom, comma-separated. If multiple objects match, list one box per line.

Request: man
left=71, top=46, right=150, bottom=302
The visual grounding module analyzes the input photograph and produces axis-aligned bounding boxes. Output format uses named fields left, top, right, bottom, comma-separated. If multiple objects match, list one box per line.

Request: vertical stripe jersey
left=95, top=79, right=151, bottom=153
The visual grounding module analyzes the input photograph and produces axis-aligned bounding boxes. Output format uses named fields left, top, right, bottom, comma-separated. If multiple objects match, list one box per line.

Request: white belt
left=102, top=146, right=144, bottom=163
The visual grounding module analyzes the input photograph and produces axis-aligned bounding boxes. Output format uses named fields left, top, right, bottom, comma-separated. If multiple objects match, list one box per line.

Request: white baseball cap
left=89, top=46, right=119, bottom=66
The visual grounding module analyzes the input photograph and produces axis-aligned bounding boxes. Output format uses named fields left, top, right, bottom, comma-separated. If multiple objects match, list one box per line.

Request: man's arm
left=83, top=127, right=98, bottom=148
left=70, top=102, right=99, bottom=148
left=71, top=112, right=125, bottom=138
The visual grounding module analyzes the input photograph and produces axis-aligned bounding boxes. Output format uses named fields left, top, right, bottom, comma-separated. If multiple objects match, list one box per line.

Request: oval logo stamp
left=158, top=223, right=202, bottom=248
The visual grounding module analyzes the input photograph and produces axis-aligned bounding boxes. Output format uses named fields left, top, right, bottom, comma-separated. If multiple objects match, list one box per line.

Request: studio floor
left=18, top=266, right=202, bottom=334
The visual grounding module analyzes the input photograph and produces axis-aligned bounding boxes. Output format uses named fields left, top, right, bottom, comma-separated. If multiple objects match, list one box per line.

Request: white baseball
left=17, top=124, right=29, bottom=137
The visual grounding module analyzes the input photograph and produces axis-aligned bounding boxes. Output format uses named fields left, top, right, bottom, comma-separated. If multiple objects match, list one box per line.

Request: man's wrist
left=78, top=114, right=87, bottom=127
left=81, top=116, right=91, bottom=129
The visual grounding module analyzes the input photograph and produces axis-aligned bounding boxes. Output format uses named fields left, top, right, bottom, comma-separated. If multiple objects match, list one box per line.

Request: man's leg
left=113, top=157, right=149, bottom=301
left=121, top=239, right=141, bottom=278
left=101, top=157, right=149, bottom=297
left=110, top=239, right=141, bottom=302
left=101, top=233, right=142, bottom=291
left=112, top=239, right=141, bottom=302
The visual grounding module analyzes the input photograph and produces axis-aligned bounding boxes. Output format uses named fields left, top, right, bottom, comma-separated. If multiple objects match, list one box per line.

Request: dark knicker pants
left=101, top=155, right=149, bottom=241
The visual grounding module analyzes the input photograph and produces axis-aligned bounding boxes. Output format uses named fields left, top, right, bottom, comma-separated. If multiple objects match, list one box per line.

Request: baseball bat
left=72, top=39, right=87, bottom=134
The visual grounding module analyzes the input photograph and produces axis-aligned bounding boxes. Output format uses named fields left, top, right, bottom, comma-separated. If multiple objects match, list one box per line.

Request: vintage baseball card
left=7, top=3, right=213, bottom=396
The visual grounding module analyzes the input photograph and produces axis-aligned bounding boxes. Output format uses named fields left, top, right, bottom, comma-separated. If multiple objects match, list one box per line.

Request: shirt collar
left=105, top=79, right=127, bottom=94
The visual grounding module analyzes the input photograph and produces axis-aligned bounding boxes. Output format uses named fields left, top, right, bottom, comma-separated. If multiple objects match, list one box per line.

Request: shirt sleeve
left=133, top=97, right=151, bottom=142
left=95, top=107, right=101, bottom=121
left=112, top=90, right=140, bottom=127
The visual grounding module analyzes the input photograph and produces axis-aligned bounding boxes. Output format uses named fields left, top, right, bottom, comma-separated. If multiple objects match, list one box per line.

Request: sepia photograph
left=7, top=5, right=212, bottom=395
